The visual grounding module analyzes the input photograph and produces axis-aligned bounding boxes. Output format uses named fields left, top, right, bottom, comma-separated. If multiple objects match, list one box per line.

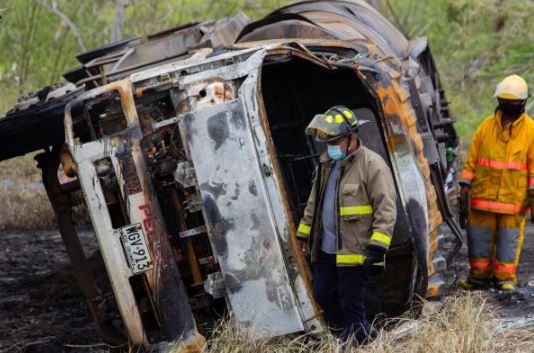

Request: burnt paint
left=250, top=213, right=260, bottom=231
left=203, top=193, right=294, bottom=309
left=231, top=182, right=240, bottom=201
left=188, top=100, right=298, bottom=313
left=223, top=272, right=243, bottom=292
left=406, top=198, right=429, bottom=293
left=115, top=143, right=143, bottom=196
left=225, top=232, right=294, bottom=310
left=202, top=194, right=234, bottom=258
left=248, top=179, right=258, bottom=197
left=182, top=112, right=198, bottom=145
left=230, top=102, right=247, bottom=131
left=207, top=112, right=230, bottom=150
left=200, top=181, right=227, bottom=199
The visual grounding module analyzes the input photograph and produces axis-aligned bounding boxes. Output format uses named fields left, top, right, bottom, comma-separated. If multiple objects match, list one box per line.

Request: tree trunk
left=111, top=0, right=128, bottom=43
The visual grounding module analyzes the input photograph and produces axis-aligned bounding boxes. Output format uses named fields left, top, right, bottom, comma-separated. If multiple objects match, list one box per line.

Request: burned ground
left=0, top=231, right=103, bottom=353
left=0, top=225, right=533, bottom=353
left=444, top=222, right=534, bottom=320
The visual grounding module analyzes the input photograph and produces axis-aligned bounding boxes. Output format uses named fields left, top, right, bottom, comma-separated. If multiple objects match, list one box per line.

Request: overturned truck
left=0, top=1, right=462, bottom=351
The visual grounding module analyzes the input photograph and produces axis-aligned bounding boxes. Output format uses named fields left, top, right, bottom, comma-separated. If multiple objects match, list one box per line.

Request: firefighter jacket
left=459, top=112, right=534, bottom=214
left=296, top=144, right=397, bottom=266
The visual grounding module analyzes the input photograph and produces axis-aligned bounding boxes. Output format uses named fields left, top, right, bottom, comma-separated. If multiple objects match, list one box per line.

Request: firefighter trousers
left=312, top=250, right=372, bottom=344
left=467, top=209, right=525, bottom=285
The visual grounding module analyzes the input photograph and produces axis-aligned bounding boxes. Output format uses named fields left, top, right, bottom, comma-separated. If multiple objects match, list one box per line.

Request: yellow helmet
left=305, top=106, right=369, bottom=142
left=493, top=75, right=529, bottom=100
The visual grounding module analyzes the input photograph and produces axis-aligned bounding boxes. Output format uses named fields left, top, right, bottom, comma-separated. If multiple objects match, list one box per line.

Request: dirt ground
left=0, top=231, right=103, bottom=353
left=0, top=224, right=533, bottom=353
left=444, top=222, right=534, bottom=320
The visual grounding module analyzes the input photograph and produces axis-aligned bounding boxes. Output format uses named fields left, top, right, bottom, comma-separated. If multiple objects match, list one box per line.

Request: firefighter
left=458, top=75, right=534, bottom=291
left=296, top=106, right=397, bottom=344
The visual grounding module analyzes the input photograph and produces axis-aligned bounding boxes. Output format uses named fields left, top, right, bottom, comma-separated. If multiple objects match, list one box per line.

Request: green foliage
left=0, top=0, right=532, bottom=136
left=381, top=0, right=534, bottom=142
left=121, top=0, right=284, bottom=36
left=0, top=0, right=284, bottom=116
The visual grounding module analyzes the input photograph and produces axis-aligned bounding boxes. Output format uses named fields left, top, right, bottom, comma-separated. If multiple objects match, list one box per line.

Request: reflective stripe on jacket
left=459, top=112, right=534, bottom=214
left=296, top=144, right=397, bottom=266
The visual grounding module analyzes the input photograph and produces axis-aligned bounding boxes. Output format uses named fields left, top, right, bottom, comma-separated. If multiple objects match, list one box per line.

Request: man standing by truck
left=458, top=75, right=534, bottom=291
left=296, top=106, right=397, bottom=345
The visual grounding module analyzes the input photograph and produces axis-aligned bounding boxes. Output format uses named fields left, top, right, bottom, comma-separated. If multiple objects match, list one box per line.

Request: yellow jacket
left=459, top=112, right=534, bottom=214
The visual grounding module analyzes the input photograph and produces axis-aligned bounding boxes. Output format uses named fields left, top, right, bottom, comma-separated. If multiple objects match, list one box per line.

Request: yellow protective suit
left=459, top=112, right=534, bottom=285
left=466, top=209, right=525, bottom=284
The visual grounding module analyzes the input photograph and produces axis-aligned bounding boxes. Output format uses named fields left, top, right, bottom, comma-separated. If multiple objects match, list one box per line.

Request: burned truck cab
left=0, top=1, right=461, bottom=351
left=63, top=47, right=329, bottom=350
left=63, top=39, right=458, bottom=350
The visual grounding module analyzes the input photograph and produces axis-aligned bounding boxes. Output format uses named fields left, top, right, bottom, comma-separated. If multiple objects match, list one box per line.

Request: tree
left=111, top=0, right=128, bottom=42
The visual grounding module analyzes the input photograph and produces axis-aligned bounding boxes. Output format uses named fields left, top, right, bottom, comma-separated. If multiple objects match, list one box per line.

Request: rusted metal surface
left=64, top=79, right=203, bottom=349
left=35, top=147, right=126, bottom=346
left=237, top=0, right=409, bottom=56
left=0, top=1, right=461, bottom=350
left=68, top=13, right=250, bottom=88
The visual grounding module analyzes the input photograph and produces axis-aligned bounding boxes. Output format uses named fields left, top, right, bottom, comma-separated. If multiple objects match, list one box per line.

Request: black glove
left=363, top=246, right=386, bottom=276
left=458, top=185, right=470, bottom=229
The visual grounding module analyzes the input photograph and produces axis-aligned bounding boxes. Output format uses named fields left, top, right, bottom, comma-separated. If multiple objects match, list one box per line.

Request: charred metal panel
left=70, top=14, right=251, bottom=87
left=369, top=68, right=440, bottom=296
left=64, top=80, right=202, bottom=350
left=103, top=26, right=204, bottom=82
left=0, top=84, right=84, bottom=161
left=65, top=138, right=147, bottom=345
left=238, top=0, right=409, bottom=57
left=160, top=49, right=324, bottom=336
left=131, top=47, right=262, bottom=90
left=239, top=73, right=323, bottom=334
left=180, top=100, right=308, bottom=337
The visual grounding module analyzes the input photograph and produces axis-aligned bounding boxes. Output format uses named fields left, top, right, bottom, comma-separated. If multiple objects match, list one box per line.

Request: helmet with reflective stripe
left=305, top=106, right=370, bottom=142
left=493, top=75, right=529, bottom=100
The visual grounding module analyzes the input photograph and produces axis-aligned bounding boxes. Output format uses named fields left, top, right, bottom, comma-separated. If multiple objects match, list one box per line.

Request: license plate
left=119, top=223, right=153, bottom=275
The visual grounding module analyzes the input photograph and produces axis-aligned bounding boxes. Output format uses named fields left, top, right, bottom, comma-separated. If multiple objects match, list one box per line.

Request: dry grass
left=0, top=181, right=56, bottom=230
left=203, top=292, right=534, bottom=353
left=0, top=153, right=90, bottom=230
left=365, top=292, right=496, bottom=353
left=206, top=319, right=339, bottom=353
left=492, top=328, right=534, bottom=353
left=0, top=154, right=57, bottom=230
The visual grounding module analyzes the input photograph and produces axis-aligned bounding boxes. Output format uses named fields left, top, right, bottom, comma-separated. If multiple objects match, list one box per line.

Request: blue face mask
left=327, top=144, right=347, bottom=160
